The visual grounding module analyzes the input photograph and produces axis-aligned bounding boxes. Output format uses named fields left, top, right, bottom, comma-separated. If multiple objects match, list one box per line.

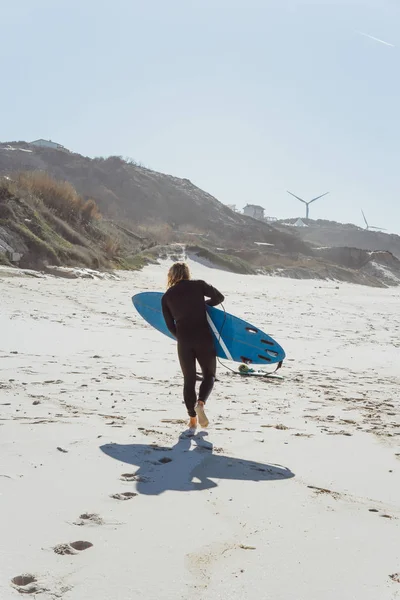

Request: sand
left=0, top=260, right=399, bottom=599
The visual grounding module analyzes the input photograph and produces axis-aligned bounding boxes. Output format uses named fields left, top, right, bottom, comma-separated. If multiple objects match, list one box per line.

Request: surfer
left=161, top=262, right=224, bottom=429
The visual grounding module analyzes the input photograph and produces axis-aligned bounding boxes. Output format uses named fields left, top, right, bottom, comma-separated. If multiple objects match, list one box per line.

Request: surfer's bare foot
left=195, top=402, right=209, bottom=428
left=189, top=417, right=197, bottom=429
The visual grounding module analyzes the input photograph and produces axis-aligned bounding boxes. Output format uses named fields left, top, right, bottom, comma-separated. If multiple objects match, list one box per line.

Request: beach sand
left=1, top=261, right=399, bottom=599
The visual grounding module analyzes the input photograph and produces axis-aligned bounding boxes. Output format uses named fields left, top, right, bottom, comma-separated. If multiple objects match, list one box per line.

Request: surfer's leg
left=194, top=344, right=216, bottom=428
left=197, top=344, right=216, bottom=404
left=177, top=342, right=197, bottom=418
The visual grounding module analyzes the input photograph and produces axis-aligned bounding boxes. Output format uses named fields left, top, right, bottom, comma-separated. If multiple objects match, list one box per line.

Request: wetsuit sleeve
left=201, top=281, right=225, bottom=307
left=161, top=295, right=177, bottom=337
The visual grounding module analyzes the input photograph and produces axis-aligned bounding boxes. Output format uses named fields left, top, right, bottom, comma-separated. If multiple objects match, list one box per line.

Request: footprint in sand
left=120, top=473, right=136, bottom=481
left=307, top=485, right=341, bottom=500
left=11, top=574, right=42, bottom=595
left=74, top=513, right=104, bottom=526
left=120, top=473, right=149, bottom=483
left=111, top=492, right=137, bottom=500
left=54, top=541, right=93, bottom=555
left=54, top=544, right=76, bottom=556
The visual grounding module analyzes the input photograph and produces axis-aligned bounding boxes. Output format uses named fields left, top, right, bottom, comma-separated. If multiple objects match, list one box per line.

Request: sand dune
left=1, top=261, right=399, bottom=599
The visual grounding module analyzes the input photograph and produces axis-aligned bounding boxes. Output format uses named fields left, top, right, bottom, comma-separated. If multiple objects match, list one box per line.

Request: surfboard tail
left=206, top=313, right=233, bottom=361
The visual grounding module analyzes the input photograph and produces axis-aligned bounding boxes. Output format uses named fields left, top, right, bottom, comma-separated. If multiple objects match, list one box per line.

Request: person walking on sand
left=161, top=262, right=224, bottom=430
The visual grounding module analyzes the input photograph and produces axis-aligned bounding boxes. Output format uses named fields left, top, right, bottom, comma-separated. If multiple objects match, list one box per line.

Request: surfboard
left=132, top=291, right=286, bottom=366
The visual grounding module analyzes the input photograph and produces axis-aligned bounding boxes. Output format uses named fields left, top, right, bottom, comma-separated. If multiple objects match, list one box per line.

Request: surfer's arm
left=161, top=296, right=177, bottom=338
left=202, top=281, right=225, bottom=307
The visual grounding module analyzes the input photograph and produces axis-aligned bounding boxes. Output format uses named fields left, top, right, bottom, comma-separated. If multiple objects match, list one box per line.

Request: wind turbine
left=361, top=210, right=386, bottom=232
left=287, top=191, right=329, bottom=219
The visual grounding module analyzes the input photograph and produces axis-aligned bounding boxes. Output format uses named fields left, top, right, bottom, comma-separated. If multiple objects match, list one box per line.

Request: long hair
left=167, top=262, right=190, bottom=288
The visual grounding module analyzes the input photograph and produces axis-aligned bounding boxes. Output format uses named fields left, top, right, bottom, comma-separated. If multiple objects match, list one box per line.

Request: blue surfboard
left=132, top=292, right=285, bottom=366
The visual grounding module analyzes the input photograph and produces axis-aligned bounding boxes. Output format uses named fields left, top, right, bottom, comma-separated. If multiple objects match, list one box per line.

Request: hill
left=0, top=142, right=308, bottom=254
left=278, top=218, right=400, bottom=260
left=1, top=141, right=400, bottom=287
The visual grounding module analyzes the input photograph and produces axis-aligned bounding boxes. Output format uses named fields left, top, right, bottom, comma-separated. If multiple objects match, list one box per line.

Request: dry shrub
left=17, top=172, right=81, bottom=220
left=0, top=179, right=11, bottom=202
left=104, top=238, right=120, bottom=258
left=81, top=199, right=100, bottom=224
left=15, top=172, right=99, bottom=225
left=0, top=179, right=17, bottom=218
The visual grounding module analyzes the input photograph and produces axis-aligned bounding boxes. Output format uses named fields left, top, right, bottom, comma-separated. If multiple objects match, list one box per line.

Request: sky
left=1, top=0, right=400, bottom=233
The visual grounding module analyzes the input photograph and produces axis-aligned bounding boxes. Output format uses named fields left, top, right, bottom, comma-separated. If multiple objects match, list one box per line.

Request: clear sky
left=1, top=0, right=399, bottom=233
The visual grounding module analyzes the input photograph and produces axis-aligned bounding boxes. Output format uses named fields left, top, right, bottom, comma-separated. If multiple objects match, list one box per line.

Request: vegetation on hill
left=0, top=173, right=147, bottom=270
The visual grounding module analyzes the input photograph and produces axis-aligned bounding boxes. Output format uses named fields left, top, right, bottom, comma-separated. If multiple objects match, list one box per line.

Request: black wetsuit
left=161, top=280, right=224, bottom=417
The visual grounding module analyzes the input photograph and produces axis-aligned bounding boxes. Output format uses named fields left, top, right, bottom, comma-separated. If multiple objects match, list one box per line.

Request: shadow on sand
left=100, top=432, right=294, bottom=496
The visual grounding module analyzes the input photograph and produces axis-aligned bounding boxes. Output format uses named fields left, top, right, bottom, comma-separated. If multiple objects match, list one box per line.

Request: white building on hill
left=243, top=204, right=265, bottom=220
left=30, top=139, right=68, bottom=151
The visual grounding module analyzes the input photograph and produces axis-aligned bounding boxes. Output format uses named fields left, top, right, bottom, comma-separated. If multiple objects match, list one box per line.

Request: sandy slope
left=0, top=261, right=399, bottom=600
